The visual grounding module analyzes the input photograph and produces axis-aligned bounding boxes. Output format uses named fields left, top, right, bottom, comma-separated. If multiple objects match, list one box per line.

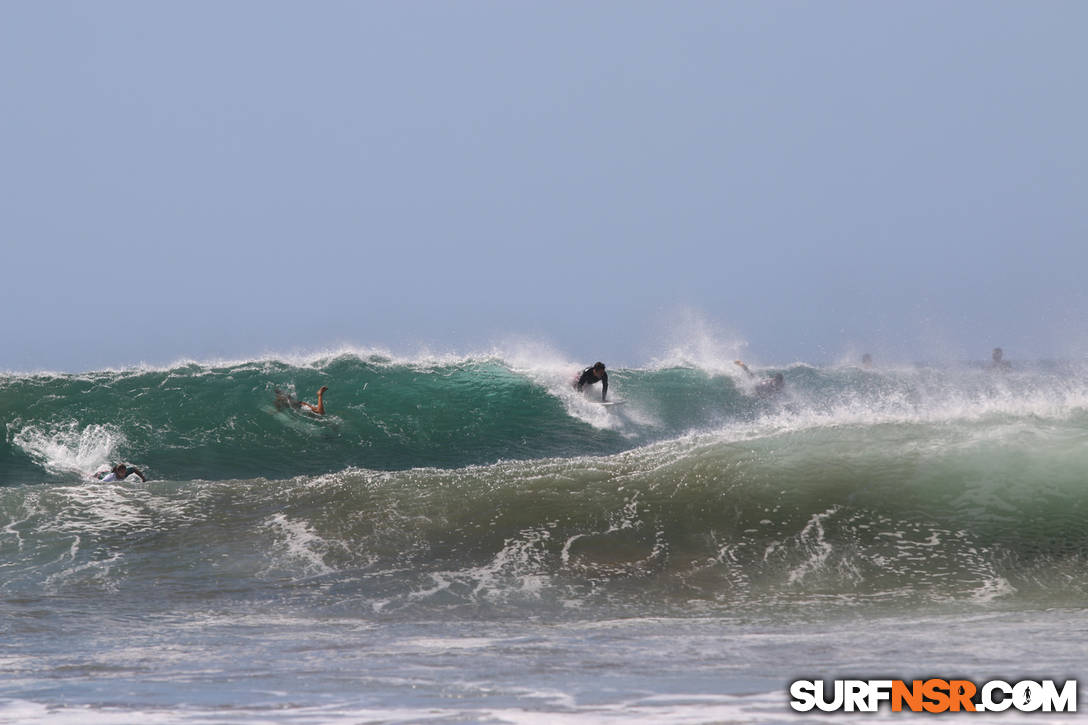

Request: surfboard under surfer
left=574, top=362, right=609, bottom=401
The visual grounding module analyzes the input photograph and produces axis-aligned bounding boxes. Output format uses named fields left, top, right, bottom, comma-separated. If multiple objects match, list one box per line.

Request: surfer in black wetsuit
left=96, top=464, right=146, bottom=482
left=575, top=362, right=609, bottom=401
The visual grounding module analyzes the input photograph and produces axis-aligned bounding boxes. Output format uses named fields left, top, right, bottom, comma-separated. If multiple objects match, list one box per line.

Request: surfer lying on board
left=574, top=362, right=609, bottom=401
left=95, top=464, right=146, bottom=482
left=734, top=360, right=784, bottom=397
left=275, top=386, right=329, bottom=415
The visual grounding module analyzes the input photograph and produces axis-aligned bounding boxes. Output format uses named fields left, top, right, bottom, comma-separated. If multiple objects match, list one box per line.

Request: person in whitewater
left=95, top=463, right=146, bottom=482
left=275, top=385, right=329, bottom=415
left=574, top=362, right=609, bottom=401
left=734, top=360, right=784, bottom=397
left=991, top=347, right=1011, bottom=371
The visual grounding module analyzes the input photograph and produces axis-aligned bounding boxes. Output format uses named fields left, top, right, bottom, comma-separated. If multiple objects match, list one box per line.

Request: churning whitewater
left=4, top=351, right=1088, bottom=615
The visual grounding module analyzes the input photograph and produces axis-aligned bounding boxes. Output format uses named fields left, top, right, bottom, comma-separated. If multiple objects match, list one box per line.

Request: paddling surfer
left=275, top=385, right=329, bottom=415
left=95, top=463, right=146, bottom=482
left=301, top=386, right=328, bottom=414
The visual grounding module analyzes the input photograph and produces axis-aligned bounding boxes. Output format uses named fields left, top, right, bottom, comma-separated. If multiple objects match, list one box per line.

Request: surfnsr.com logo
left=789, top=679, right=1077, bottom=713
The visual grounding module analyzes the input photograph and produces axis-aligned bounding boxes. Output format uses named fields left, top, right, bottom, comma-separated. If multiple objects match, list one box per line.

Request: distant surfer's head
left=113, top=464, right=128, bottom=477
left=593, top=362, right=605, bottom=377
left=992, top=347, right=1003, bottom=362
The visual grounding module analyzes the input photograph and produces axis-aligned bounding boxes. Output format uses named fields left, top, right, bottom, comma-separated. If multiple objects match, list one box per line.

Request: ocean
left=2, top=351, right=1086, bottom=723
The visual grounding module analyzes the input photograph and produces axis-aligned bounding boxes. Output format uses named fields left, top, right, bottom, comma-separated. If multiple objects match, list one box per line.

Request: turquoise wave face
left=1, top=355, right=756, bottom=483
left=4, top=353, right=1088, bottom=486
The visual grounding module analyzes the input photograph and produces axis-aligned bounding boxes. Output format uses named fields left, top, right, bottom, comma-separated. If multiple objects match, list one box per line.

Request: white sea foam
left=261, top=513, right=335, bottom=577
left=9, top=422, right=125, bottom=478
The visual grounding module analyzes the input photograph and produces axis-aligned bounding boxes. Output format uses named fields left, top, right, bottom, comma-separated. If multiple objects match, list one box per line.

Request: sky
left=2, top=1, right=1086, bottom=371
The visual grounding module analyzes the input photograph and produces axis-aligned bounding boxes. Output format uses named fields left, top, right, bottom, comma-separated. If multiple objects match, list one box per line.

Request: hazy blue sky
left=3, top=1, right=1086, bottom=371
